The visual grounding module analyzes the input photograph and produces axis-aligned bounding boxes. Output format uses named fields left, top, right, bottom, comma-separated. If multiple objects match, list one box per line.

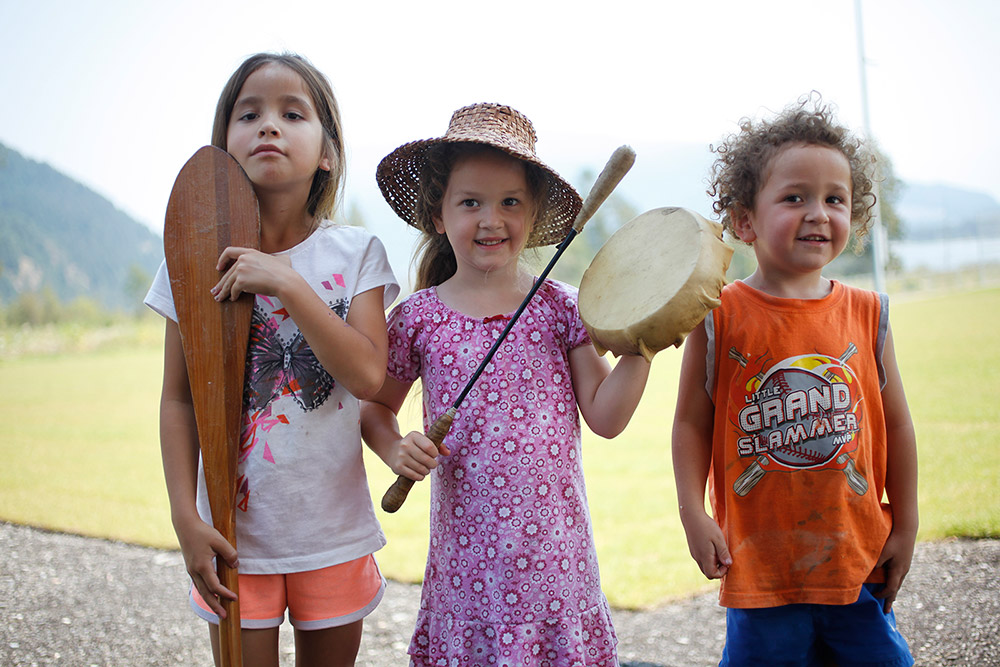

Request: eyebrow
left=232, top=94, right=315, bottom=110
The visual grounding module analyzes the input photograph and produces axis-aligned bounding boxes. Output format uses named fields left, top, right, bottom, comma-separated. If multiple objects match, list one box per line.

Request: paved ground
left=1, top=521, right=997, bottom=666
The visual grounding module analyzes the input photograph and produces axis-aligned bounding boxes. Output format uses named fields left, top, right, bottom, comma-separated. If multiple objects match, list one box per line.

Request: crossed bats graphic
left=728, top=344, right=869, bottom=497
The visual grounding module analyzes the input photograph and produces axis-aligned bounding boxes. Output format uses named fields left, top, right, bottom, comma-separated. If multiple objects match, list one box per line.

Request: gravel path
left=1, top=521, right=996, bottom=666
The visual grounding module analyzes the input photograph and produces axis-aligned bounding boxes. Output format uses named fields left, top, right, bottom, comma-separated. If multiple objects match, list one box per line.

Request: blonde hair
left=211, top=52, right=345, bottom=223
left=709, top=93, right=878, bottom=241
left=412, top=144, right=548, bottom=290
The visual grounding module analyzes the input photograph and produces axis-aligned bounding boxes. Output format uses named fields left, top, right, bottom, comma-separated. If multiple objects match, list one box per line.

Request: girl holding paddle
left=146, top=53, right=398, bottom=667
left=361, top=103, right=650, bottom=666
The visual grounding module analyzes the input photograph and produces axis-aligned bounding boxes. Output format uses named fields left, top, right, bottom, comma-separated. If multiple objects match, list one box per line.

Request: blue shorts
left=720, top=584, right=914, bottom=667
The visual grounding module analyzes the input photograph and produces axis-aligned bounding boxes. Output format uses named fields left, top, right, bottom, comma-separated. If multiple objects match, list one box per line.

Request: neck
left=256, top=191, right=316, bottom=253
left=437, top=265, right=534, bottom=317
left=742, top=269, right=833, bottom=300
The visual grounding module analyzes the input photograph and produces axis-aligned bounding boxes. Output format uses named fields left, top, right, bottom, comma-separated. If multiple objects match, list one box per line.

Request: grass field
left=1, top=287, right=997, bottom=609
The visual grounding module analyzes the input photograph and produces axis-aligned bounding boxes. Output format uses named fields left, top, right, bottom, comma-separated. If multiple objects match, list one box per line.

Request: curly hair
left=412, top=143, right=548, bottom=290
left=708, top=93, right=878, bottom=242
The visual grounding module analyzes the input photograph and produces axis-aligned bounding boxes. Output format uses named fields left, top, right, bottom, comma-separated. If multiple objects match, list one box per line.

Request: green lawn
left=1, top=288, right=997, bottom=609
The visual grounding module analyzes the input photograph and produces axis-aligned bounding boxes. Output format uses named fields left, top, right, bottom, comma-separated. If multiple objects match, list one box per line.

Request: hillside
left=0, top=143, right=163, bottom=311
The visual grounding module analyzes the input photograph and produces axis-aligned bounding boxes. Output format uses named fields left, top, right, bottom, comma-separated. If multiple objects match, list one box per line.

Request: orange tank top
left=706, top=280, right=893, bottom=607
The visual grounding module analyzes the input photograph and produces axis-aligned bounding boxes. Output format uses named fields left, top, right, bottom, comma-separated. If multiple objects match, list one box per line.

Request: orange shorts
left=191, top=554, right=385, bottom=630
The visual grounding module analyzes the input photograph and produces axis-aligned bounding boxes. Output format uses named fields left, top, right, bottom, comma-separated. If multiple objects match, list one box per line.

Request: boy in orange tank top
left=672, top=94, right=917, bottom=666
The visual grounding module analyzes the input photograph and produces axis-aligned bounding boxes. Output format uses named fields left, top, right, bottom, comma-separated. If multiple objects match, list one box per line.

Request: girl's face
left=434, top=151, right=534, bottom=279
left=225, top=63, right=330, bottom=200
left=734, top=143, right=852, bottom=284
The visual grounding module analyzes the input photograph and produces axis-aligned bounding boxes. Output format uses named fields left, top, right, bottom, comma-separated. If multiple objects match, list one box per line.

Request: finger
left=200, top=561, right=239, bottom=603
left=216, top=246, right=249, bottom=271
left=400, top=466, right=427, bottom=482
left=192, top=575, right=229, bottom=619
left=215, top=540, right=239, bottom=570
left=211, top=264, right=238, bottom=301
left=715, top=538, right=733, bottom=569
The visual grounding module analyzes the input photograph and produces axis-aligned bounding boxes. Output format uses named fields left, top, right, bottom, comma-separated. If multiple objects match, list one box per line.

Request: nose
left=479, top=205, right=503, bottom=229
left=258, top=115, right=280, bottom=137
left=804, top=200, right=830, bottom=224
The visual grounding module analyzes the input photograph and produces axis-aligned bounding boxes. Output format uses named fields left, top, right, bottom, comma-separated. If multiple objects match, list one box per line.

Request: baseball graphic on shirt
left=731, top=348, right=869, bottom=496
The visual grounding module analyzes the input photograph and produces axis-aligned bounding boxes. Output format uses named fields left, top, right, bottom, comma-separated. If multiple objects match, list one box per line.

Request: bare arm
left=212, top=248, right=389, bottom=399
left=874, top=323, right=919, bottom=613
left=360, top=376, right=448, bottom=481
left=671, top=321, right=731, bottom=579
left=159, top=320, right=238, bottom=616
left=570, top=344, right=651, bottom=438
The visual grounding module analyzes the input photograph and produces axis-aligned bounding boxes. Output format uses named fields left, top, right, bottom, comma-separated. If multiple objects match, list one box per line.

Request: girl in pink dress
left=362, top=103, right=651, bottom=666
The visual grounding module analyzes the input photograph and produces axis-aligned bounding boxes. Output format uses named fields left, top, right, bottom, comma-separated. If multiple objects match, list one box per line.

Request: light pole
left=855, top=0, right=888, bottom=292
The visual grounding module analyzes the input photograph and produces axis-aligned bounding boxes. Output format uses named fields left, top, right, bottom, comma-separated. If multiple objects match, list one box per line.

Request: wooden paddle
left=164, top=145, right=259, bottom=667
left=381, top=145, right=636, bottom=513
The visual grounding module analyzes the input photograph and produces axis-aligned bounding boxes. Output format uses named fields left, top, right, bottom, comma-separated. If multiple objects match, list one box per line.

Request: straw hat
left=376, top=102, right=583, bottom=248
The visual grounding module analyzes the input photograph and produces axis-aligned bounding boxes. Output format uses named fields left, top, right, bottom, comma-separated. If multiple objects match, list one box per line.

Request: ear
left=318, top=155, right=332, bottom=172
left=432, top=214, right=446, bottom=235
left=731, top=205, right=757, bottom=243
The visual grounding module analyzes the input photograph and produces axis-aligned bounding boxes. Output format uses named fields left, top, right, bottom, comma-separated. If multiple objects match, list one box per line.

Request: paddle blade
left=163, top=145, right=258, bottom=667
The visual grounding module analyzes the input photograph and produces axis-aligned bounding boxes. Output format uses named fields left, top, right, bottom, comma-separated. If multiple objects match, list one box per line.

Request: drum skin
left=579, top=207, right=733, bottom=361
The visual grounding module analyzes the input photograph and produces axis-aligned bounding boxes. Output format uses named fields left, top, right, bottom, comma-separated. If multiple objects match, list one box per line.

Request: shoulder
left=831, top=280, right=886, bottom=314
left=312, top=222, right=381, bottom=248
left=388, top=288, right=438, bottom=323
left=537, top=278, right=580, bottom=305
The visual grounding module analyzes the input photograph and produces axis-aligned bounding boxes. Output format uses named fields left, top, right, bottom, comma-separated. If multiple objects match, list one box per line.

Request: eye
left=285, top=111, right=304, bottom=120
left=783, top=194, right=803, bottom=203
left=461, top=199, right=479, bottom=208
left=502, top=197, right=520, bottom=207
left=237, top=111, right=259, bottom=122
left=827, top=195, right=845, bottom=205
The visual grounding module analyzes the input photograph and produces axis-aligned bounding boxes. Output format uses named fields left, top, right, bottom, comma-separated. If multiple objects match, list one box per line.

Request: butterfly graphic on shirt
left=244, top=304, right=336, bottom=412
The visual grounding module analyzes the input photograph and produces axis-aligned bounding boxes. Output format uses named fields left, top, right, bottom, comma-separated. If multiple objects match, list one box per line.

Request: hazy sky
left=2, top=0, right=997, bottom=269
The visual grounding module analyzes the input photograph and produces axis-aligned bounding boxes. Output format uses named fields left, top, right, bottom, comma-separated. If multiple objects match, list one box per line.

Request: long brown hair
left=211, top=52, right=345, bottom=223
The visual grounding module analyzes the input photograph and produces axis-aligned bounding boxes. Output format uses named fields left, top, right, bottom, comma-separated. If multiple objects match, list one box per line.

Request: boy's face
left=735, top=143, right=852, bottom=284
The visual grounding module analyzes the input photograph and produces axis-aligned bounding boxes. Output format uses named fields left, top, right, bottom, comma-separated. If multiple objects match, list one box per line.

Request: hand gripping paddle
left=164, top=146, right=259, bottom=667
left=380, top=145, right=636, bottom=513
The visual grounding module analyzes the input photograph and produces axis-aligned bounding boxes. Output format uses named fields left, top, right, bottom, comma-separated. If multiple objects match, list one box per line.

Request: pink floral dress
left=386, top=280, right=619, bottom=667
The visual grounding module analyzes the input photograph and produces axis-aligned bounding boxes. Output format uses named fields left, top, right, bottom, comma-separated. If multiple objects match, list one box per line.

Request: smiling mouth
left=476, top=239, right=507, bottom=247
left=798, top=235, right=828, bottom=242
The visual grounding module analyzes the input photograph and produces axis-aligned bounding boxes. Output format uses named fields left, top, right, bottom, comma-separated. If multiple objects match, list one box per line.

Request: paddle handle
left=381, top=408, right=457, bottom=513
left=217, top=560, right=242, bottom=664
left=572, top=145, right=636, bottom=233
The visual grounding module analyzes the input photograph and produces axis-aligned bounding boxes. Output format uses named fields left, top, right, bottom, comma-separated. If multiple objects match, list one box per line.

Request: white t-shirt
left=145, top=223, right=399, bottom=573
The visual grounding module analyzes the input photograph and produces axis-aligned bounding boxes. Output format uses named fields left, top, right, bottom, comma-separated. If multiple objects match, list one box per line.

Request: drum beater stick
left=381, top=145, right=636, bottom=513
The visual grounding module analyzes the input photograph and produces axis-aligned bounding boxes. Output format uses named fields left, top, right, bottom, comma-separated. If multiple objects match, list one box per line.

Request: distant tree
left=537, top=168, right=640, bottom=287
left=7, top=287, right=61, bottom=326
left=124, top=264, right=152, bottom=316
left=830, top=144, right=905, bottom=276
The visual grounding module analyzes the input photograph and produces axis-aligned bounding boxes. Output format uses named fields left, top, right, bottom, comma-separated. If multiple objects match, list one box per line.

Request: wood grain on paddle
left=164, top=146, right=259, bottom=667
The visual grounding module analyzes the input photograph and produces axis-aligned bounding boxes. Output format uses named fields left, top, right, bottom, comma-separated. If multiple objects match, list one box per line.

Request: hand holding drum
left=579, top=207, right=733, bottom=361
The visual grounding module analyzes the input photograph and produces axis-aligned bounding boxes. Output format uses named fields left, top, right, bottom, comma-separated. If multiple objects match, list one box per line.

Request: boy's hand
left=682, top=509, right=733, bottom=580
left=174, top=514, right=239, bottom=618
left=391, top=431, right=450, bottom=481
left=874, top=528, right=917, bottom=613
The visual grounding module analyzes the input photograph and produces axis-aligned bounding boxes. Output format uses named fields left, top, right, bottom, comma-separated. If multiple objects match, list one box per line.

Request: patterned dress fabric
left=387, top=280, right=619, bottom=666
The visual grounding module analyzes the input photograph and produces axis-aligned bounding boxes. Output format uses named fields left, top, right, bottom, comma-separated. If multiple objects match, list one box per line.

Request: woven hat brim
left=376, top=137, right=582, bottom=248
